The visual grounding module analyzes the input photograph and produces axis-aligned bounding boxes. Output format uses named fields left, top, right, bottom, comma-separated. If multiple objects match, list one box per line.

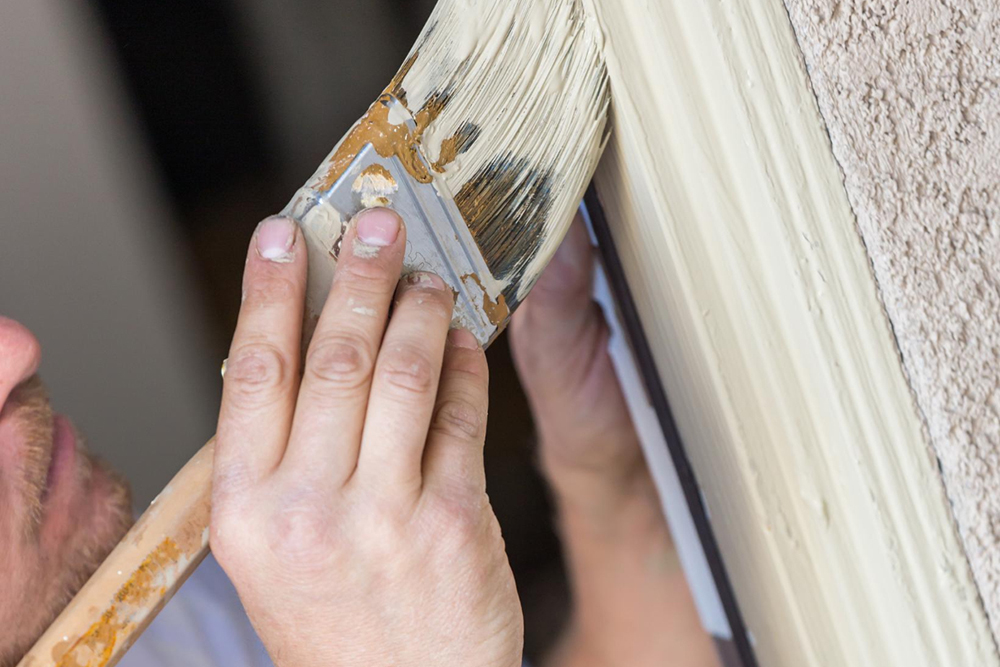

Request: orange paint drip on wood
left=53, top=539, right=182, bottom=667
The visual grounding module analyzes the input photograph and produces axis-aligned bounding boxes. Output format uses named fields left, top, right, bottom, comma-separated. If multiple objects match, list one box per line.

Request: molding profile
left=585, top=0, right=999, bottom=664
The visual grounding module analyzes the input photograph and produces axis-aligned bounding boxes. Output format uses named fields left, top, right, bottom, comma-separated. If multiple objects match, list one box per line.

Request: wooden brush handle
left=18, top=441, right=215, bottom=667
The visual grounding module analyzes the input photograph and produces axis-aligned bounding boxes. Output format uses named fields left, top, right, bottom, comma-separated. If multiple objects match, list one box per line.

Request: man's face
left=0, top=317, right=133, bottom=667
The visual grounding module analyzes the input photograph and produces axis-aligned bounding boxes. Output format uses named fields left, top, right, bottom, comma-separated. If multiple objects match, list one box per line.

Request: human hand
left=510, top=215, right=650, bottom=513
left=511, top=216, right=718, bottom=667
left=211, top=210, right=523, bottom=667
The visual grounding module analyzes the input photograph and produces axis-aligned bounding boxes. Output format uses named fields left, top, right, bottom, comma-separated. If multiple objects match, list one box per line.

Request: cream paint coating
left=299, top=201, right=343, bottom=319
left=350, top=240, right=381, bottom=260
left=783, top=1, right=1000, bottom=644
left=583, top=0, right=998, bottom=665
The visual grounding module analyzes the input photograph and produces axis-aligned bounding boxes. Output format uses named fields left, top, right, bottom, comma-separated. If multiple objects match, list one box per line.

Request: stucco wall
left=785, top=0, right=1000, bottom=641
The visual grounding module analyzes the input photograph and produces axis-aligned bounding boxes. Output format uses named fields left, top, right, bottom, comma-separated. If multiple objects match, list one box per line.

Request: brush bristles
left=390, top=0, right=610, bottom=309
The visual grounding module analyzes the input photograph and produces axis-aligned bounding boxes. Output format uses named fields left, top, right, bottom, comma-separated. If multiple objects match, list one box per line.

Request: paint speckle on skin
left=262, top=253, right=295, bottom=265
left=352, top=240, right=381, bottom=259
left=405, top=272, right=440, bottom=288
left=352, top=306, right=377, bottom=317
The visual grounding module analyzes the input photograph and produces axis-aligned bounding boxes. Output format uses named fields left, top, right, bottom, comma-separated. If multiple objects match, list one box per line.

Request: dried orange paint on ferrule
left=462, top=273, right=510, bottom=326
left=316, top=53, right=452, bottom=193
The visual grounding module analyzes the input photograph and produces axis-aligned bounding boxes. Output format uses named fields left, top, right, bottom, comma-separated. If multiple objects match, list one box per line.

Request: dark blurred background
left=0, top=0, right=567, bottom=659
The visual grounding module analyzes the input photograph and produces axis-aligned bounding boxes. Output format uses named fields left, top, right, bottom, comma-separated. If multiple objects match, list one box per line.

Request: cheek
left=0, top=464, right=133, bottom=665
left=0, top=540, right=48, bottom=663
left=0, top=522, right=119, bottom=666
left=0, top=406, right=51, bottom=536
left=0, top=481, right=16, bottom=538
left=0, top=423, right=23, bottom=504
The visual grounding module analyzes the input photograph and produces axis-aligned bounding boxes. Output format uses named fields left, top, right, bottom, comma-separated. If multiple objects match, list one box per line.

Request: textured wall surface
left=784, top=0, right=1000, bottom=640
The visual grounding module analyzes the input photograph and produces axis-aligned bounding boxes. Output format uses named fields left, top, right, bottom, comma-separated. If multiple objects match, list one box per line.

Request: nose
left=0, top=316, right=42, bottom=407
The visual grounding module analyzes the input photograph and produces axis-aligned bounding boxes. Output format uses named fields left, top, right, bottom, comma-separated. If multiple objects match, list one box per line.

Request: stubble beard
left=1, top=376, right=134, bottom=667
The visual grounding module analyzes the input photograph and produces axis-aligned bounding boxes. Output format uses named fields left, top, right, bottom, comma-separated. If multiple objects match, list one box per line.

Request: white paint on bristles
left=397, top=0, right=609, bottom=300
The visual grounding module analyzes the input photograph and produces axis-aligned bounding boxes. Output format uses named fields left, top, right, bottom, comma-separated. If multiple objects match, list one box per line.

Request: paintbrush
left=19, top=1, right=608, bottom=665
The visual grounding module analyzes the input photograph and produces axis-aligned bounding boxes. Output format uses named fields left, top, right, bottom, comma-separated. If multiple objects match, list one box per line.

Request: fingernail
left=402, top=271, right=447, bottom=291
left=355, top=208, right=401, bottom=246
left=448, top=328, right=479, bottom=350
left=256, top=217, right=296, bottom=262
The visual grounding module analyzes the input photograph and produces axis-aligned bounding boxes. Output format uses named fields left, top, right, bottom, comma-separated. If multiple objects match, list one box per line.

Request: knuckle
left=336, top=257, right=394, bottom=294
left=433, top=398, right=485, bottom=440
left=424, top=494, right=486, bottom=545
left=225, top=342, right=289, bottom=403
left=265, top=501, right=336, bottom=570
left=210, top=507, right=253, bottom=571
left=446, top=349, right=489, bottom=383
left=378, top=345, right=436, bottom=395
left=397, top=285, right=454, bottom=320
left=306, top=334, right=374, bottom=391
left=242, top=273, right=298, bottom=309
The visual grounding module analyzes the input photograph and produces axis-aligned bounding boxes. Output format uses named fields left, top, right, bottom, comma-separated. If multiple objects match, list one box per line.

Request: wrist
left=543, top=457, right=666, bottom=543
left=538, top=432, right=646, bottom=501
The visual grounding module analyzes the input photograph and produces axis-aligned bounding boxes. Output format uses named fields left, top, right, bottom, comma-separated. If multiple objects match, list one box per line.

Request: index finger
left=215, top=216, right=307, bottom=497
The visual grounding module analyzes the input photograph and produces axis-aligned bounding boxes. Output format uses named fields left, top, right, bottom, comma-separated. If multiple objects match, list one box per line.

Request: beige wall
left=0, top=0, right=217, bottom=507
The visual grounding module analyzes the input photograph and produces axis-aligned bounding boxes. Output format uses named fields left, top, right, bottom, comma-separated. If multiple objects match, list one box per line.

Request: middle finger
left=354, top=271, right=455, bottom=497
left=281, top=207, right=405, bottom=486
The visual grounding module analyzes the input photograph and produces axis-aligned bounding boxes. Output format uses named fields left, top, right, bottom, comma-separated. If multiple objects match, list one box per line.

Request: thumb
left=511, top=217, right=617, bottom=417
left=511, top=215, right=640, bottom=479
